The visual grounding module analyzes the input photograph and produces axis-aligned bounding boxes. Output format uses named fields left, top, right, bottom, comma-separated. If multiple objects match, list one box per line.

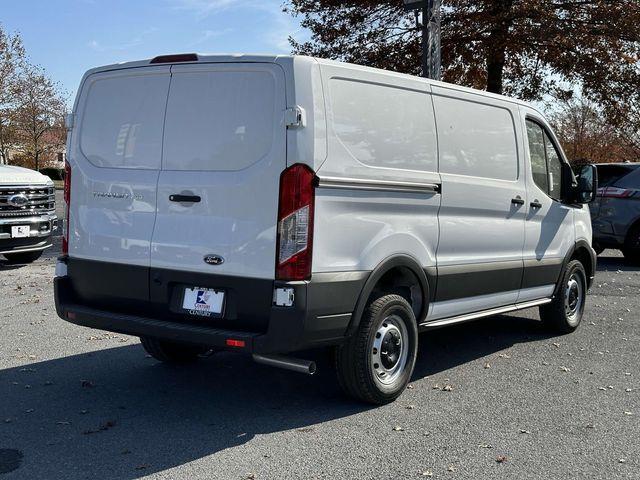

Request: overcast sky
left=2, top=0, right=304, bottom=102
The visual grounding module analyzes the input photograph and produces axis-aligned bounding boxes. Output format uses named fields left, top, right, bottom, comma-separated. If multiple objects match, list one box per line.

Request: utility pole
left=403, top=0, right=441, bottom=80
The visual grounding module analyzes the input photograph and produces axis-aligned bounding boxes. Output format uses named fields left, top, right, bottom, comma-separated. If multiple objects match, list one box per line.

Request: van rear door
left=69, top=66, right=170, bottom=303
left=149, top=63, right=286, bottom=322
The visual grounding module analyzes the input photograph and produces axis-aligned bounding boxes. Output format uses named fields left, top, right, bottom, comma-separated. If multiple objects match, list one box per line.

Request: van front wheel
left=539, top=260, right=587, bottom=334
left=140, top=337, right=209, bottom=364
left=335, top=294, right=418, bottom=405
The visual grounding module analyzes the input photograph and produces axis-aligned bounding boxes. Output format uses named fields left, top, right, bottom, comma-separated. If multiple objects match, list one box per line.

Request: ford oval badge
left=204, top=255, right=224, bottom=266
left=7, top=194, right=29, bottom=207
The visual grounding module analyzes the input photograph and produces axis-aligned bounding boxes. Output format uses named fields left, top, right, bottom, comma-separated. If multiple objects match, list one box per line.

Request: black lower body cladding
left=56, top=257, right=369, bottom=354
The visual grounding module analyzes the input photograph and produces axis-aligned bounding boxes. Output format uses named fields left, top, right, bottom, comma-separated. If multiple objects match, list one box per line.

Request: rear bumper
left=54, top=262, right=368, bottom=354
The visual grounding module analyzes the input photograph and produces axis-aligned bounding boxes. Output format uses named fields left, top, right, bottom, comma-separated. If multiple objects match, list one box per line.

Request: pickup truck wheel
left=539, top=260, right=586, bottom=334
left=140, top=337, right=209, bottom=364
left=335, top=294, right=418, bottom=405
left=3, top=251, right=43, bottom=264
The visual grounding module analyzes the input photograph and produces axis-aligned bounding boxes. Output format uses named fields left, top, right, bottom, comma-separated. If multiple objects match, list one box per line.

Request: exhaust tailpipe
left=252, top=354, right=316, bottom=375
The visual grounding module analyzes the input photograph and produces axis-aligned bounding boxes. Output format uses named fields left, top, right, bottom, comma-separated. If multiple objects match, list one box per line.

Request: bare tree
left=0, top=25, right=25, bottom=165
left=13, top=64, right=66, bottom=171
left=550, top=94, right=640, bottom=164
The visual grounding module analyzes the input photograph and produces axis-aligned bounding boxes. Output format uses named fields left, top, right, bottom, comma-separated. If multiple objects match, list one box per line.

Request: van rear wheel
left=539, top=260, right=587, bottom=334
left=335, top=294, right=418, bottom=405
left=140, top=337, right=209, bottom=364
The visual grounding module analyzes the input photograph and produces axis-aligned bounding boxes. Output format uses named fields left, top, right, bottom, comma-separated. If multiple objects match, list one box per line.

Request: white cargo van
left=55, top=54, right=597, bottom=404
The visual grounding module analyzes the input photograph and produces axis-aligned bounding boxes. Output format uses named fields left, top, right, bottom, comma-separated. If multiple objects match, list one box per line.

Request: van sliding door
left=430, top=87, right=526, bottom=319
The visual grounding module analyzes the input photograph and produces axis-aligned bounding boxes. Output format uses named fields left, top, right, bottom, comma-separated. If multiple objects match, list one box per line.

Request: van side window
left=526, top=119, right=563, bottom=200
left=433, top=96, right=518, bottom=181
left=526, top=121, right=549, bottom=193
left=80, top=74, right=169, bottom=169
left=330, top=79, right=437, bottom=172
left=545, top=138, right=563, bottom=200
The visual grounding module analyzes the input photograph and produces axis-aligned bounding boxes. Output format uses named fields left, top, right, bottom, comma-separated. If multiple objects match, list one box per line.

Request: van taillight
left=276, top=164, right=315, bottom=281
left=62, top=161, right=71, bottom=255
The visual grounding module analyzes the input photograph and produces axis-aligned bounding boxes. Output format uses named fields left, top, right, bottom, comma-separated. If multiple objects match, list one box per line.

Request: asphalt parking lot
left=0, top=198, right=638, bottom=479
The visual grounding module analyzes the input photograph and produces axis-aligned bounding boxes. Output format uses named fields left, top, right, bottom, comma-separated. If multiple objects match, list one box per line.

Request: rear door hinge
left=284, top=106, right=306, bottom=129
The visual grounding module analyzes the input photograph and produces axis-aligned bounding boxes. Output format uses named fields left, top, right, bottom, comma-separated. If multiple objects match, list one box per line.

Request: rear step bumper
left=54, top=269, right=369, bottom=354
left=59, top=300, right=259, bottom=351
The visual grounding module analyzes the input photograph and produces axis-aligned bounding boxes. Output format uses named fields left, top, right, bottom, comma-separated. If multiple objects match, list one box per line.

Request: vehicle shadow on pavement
left=414, top=313, right=554, bottom=379
left=0, top=312, right=557, bottom=480
left=595, top=253, right=634, bottom=272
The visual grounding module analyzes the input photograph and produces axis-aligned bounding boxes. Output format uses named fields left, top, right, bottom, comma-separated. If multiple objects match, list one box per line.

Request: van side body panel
left=312, top=61, right=440, bottom=275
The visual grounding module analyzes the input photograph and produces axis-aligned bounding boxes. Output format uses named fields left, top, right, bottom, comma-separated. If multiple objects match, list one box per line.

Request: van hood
left=0, top=165, right=54, bottom=186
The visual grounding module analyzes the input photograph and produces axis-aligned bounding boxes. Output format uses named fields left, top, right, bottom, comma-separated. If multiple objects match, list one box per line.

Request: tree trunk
left=486, top=58, right=505, bottom=94
left=485, top=0, right=514, bottom=95
left=34, top=151, right=39, bottom=171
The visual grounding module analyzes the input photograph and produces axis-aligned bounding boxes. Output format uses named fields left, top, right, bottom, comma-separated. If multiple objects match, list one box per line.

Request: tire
left=3, top=250, right=43, bottom=264
left=140, top=337, right=209, bottom=364
left=622, top=224, right=640, bottom=265
left=335, top=294, right=418, bottom=405
left=539, top=260, right=587, bottom=334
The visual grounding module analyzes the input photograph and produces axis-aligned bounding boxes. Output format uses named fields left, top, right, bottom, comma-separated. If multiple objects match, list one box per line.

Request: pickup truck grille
left=0, top=186, right=56, bottom=217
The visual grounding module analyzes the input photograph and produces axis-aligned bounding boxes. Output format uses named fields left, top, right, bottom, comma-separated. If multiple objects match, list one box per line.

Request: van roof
left=82, top=53, right=293, bottom=76
left=81, top=53, right=542, bottom=115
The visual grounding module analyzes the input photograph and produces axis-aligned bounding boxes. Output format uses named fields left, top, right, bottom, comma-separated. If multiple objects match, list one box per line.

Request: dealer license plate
left=182, top=287, right=224, bottom=317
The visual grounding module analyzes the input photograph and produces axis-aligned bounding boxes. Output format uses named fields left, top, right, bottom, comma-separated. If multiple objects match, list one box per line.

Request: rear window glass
left=162, top=70, right=276, bottom=171
left=596, top=164, right=638, bottom=187
left=613, top=165, right=640, bottom=189
left=80, top=72, right=169, bottom=169
left=434, top=96, right=518, bottom=181
left=329, top=78, right=437, bottom=172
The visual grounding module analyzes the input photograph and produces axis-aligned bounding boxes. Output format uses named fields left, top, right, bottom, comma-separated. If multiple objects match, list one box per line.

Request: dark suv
left=590, top=163, right=640, bottom=262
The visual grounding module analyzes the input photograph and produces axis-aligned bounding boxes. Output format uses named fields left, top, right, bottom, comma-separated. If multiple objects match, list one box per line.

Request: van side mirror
left=572, top=164, right=598, bottom=204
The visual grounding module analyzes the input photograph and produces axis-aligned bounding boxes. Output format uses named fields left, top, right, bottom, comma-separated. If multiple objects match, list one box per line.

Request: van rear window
left=162, top=70, right=276, bottom=171
left=434, top=96, right=518, bottom=181
left=80, top=72, right=170, bottom=169
left=613, top=165, right=640, bottom=189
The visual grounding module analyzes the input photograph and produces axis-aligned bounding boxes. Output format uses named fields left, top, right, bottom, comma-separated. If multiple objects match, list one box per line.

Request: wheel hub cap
left=371, top=315, right=409, bottom=386
left=564, top=272, right=584, bottom=323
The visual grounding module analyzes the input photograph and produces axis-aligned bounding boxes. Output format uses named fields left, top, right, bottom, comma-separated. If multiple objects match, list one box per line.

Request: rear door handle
left=169, top=194, right=201, bottom=203
left=530, top=200, right=542, bottom=209
left=511, top=196, right=525, bottom=206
